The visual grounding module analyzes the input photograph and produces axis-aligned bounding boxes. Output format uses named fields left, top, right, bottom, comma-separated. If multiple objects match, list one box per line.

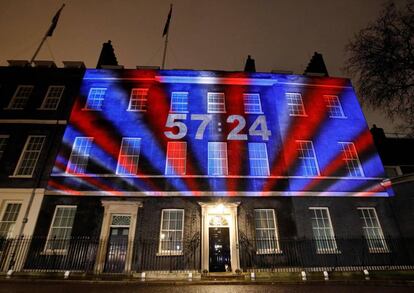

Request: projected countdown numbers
left=164, top=114, right=271, bottom=140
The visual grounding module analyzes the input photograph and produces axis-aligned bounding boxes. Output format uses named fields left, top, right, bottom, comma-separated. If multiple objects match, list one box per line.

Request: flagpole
left=30, top=4, right=65, bottom=65
left=161, top=29, right=169, bottom=70
left=161, top=4, right=172, bottom=70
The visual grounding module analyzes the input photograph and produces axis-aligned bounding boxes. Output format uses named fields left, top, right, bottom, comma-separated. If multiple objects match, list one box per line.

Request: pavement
left=0, top=278, right=413, bottom=293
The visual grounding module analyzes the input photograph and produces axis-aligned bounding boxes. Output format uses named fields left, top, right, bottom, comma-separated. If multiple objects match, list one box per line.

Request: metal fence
left=239, top=235, right=414, bottom=271
left=0, top=236, right=413, bottom=274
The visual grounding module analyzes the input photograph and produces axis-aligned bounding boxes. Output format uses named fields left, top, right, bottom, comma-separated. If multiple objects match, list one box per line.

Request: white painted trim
left=165, top=141, right=187, bottom=175
left=198, top=202, right=240, bottom=272
left=0, top=120, right=67, bottom=125
left=243, top=93, right=263, bottom=114
left=207, top=92, right=226, bottom=113
left=82, top=74, right=353, bottom=89
left=50, top=172, right=386, bottom=180
left=296, top=140, right=321, bottom=176
left=44, top=190, right=391, bottom=197
left=170, top=91, right=189, bottom=113
left=95, top=200, right=142, bottom=273
left=115, top=137, right=141, bottom=175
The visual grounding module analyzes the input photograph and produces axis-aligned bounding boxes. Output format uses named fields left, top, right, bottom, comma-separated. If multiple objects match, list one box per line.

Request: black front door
left=104, top=227, right=129, bottom=273
left=209, top=227, right=231, bottom=272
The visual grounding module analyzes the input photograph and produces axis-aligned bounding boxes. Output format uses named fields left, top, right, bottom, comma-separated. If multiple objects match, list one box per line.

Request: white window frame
left=165, top=141, right=187, bottom=175
left=7, top=85, right=34, bottom=109
left=309, top=207, right=339, bottom=254
left=207, top=92, right=226, bottom=113
left=208, top=142, right=228, bottom=176
left=357, top=207, right=389, bottom=253
left=286, top=92, right=307, bottom=116
left=323, top=95, right=346, bottom=118
left=44, top=205, right=77, bottom=255
left=170, top=92, right=189, bottom=113
left=248, top=142, right=270, bottom=176
left=116, top=137, right=141, bottom=175
left=0, top=135, right=9, bottom=161
left=13, top=135, right=46, bottom=177
left=66, top=137, right=94, bottom=174
left=158, top=209, right=185, bottom=256
left=243, top=93, right=263, bottom=114
left=40, top=85, right=65, bottom=110
left=84, top=87, right=106, bottom=111
left=338, top=142, right=364, bottom=177
left=254, top=209, right=281, bottom=254
left=127, top=88, right=148, bottom=112
left=296, top=140, right=320, bottom=176
left=0, top=201, right=22, bottom=238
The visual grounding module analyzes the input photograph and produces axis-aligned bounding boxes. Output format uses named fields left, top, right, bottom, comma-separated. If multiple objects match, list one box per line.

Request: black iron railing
left=0, top=235, right=413, bottom=273
left=239, top=235, right=414, bottom=271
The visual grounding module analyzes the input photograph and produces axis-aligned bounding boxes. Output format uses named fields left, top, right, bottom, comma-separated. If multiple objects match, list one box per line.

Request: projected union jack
left=47, top=69, right=392, bottom=197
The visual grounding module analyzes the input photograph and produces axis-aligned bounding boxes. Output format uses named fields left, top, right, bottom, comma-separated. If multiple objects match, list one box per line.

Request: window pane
left=8, top=85, right=33, bottom=109
left=116, top=138, right=141, bottom=175
left=309, top=208, right=337, bottom=253
left=165, top=141, right=187, bottom=175
left=358, top=208, right=388, bottom=252
left=0, top=203, right=22, bottom=238
left=207, top=93, right=226, bottom=113
left=208, top=142, right=228, bottom=175
left=41, top=86, right=65, bottom=109
left=248, top=143, right=269, bottom=176
left=66, top=137, right=93, bottom=174
left=128, top=88, right=148, bottom=111
left=14, top=136, right=45, bottom=176
left=254, top=209, right=279, bottom=253
left=159, top=209, right=184, bottom=254
left=339, top=142, right=363, bottom=177
left=170, top=92, right=188, bottom=113
left=286, top=93, right=306, bottom=116
left=244, top=93, right=262, bottom=114
left=296, top=140, right=319, bottom=176
left=85, top=88, right=106, bottom=110
left=45, top=206, right=77, bottom=251
left=324, top=95, right=345, bottom=118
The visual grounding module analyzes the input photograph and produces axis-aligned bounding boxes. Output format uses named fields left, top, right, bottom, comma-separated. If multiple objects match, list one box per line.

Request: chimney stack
left=244, top=55, right=256, bottom=73
left=96, top=40, right=118, bottom=69
left=304, top=52, right=329, bottom=77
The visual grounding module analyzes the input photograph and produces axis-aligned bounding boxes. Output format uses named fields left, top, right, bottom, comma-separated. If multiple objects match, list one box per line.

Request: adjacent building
left=0, top=60, right=85, bottom=270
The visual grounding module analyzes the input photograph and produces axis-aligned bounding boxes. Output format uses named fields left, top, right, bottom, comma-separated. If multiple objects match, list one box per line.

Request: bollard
left=301, top=271, right=307, bottom=281
left=363, top=269, right=370, bottom=280
left=250, top=272, right=256, bottom=281
left=188, top=272, right=193, bottom=281
left=64, top=271, right=70, bottom=279
left=141, top=272, right=146, bottom=281
left=323, top=271, right=329, bottom=281
left=6, top=270, right=13, bottom=278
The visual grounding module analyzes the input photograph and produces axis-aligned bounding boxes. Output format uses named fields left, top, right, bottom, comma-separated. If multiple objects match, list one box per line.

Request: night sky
left=0, top=0, right=405, bottom=132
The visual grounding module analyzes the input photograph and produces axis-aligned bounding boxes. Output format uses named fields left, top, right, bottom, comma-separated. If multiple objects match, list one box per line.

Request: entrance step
left=202, top=272, right=245, bottom=280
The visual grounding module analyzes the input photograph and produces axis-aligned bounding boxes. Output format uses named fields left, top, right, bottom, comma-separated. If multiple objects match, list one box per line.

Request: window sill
left=368, top=248, right=390, bottom=254
left=316, top=249, right=341, bottom=255
left=81, top=108, right=102, bottom=111
left=127, top=109, right=147, bottom=112
left=329, top=116, right=347, bottom=119
left=156, top=251, right=183, bottom=256
left=8, top=175, right=33, bottom=178
left=40, top=249, right=68, bottom=256
left=289, top=114, right=308, bottom=117
left=256, top=249, right=283, bottom=255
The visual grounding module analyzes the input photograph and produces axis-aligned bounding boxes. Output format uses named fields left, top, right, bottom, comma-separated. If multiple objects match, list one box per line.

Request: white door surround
left=198, top=202, right=240, bottom=272
left=95, top=200, right=142, bottom=273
